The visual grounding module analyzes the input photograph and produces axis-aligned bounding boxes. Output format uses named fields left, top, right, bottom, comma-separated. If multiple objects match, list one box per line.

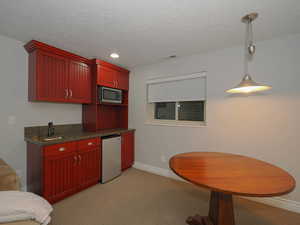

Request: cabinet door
left=37, top=51, right=69, bottom=102
left=115, top=71, right=129, bottom=90
left=121, top=131, right=134, bottom=171
left=69, top=61, right=91, bottom=103
left=78, top=147, right=101, bottom=190
left=97, top=65, right=116, bottom=88
left=43, top=152, right=78, bottom=203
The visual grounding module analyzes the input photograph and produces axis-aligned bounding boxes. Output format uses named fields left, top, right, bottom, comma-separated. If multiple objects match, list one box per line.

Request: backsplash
left=24, top=124, right=83, bottom=138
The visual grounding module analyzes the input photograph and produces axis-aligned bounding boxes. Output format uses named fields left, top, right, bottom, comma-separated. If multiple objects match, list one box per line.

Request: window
left=154, top=101, right=205, bottom=121
left=155, top=102, right=176, bottom=120
left=178, top=101, right=205, bottom=121
left=147, top=72, right=206, bottom=126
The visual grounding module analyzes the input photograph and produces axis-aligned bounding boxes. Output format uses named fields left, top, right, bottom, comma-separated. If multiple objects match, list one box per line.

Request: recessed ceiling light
left=110, top=53, right=119, bottom=59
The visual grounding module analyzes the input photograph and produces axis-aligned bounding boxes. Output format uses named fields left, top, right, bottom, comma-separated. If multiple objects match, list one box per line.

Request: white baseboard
left=134, top=161, right=181, bottom=181
left=133, top=161, right=300, bottom=214
left=243, top=196, right=300, bottom=214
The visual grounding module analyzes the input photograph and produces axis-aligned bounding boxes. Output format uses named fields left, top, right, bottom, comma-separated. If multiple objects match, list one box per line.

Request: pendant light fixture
left=226, top=13, right=271, bottom=94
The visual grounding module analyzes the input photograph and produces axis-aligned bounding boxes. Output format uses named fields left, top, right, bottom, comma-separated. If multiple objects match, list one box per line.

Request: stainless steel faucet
left=47, top=122, right=55, bottom=137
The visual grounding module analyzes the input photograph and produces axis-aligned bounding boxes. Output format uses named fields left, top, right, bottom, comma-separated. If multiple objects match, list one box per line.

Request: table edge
left=169, top=152, right=296, bottom=197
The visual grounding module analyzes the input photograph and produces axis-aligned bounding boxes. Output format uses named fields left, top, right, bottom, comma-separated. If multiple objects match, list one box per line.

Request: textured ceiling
left=0, top=0, right=299, bottom=68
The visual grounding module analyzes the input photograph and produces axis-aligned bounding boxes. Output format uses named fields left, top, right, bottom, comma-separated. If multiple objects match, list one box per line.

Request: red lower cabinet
left=43, top=151, right=78, bottom=203
left=78, top=147, right=101, bottom=191
left=41, top=138, right=101, bottom=203
left=27, top=132, right=134, bottom=203
left=121, top=131, right=135, bottom=171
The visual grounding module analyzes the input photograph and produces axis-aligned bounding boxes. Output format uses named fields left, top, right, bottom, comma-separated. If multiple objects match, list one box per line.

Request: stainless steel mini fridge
left=101, top=134, right=121, bottom=183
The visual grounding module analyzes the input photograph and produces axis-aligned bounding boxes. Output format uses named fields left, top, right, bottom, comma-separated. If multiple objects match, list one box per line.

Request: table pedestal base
left=186, top=191, right=235, bottom=225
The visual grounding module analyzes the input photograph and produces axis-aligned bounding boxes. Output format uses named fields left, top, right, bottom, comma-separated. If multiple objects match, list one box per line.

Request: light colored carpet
left=50, top=168, right=300, bottom=225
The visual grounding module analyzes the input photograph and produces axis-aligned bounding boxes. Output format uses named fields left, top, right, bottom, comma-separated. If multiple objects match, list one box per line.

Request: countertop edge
left=25, top=128, right=135, bottom=146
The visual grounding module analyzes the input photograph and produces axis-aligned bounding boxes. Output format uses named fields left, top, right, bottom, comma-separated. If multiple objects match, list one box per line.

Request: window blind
left=147, top=73, right=206, bottom=103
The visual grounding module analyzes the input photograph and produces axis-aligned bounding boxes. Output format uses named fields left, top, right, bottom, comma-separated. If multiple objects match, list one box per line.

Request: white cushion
left=0, top=191, right=52, bottom=225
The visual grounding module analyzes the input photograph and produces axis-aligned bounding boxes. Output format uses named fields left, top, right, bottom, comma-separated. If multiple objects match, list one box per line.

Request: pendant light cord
left=244, top=21, right=250, bottom=75
left=244, top=19, right=255, bottom=76
left=249, top=19, right=254, bottom=47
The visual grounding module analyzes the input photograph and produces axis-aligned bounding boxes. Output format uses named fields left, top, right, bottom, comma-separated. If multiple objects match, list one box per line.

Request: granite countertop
left=25, top=124, right=135, bottom=146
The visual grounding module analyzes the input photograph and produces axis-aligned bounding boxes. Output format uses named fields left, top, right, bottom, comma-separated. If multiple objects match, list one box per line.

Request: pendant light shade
left=226, top=13, right=272, bottom=94
left=226, top=74, right=271, bottom=93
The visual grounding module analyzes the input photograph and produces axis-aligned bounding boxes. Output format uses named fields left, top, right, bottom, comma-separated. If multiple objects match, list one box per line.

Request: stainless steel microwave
left=99, top=86, right=122, bottom=104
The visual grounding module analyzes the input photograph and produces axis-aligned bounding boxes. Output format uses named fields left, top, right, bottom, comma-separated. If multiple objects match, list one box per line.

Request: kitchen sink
left=42, top=136, right=63, bottom=141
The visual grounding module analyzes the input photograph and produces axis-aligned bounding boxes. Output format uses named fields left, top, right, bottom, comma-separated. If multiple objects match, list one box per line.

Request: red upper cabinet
left=97, top=65, right=116, bottom=88
left=69, top=60, right=91, bottom=103
left=115, top=70, right=129, bottom=90
left=82, top=59, right=130, bottom=132
left=37, top=51, right=69, bottom=102
left=25, top=40, right=92, bottom=104
left=93, top=59, right=129, bottom=91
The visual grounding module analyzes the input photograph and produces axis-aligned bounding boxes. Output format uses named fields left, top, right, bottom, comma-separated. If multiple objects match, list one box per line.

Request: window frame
left=145, top=72, right=207, bottom=127
left=154, top=101, right=205, bottom=122
left=146, top=101, right=206, bottom=127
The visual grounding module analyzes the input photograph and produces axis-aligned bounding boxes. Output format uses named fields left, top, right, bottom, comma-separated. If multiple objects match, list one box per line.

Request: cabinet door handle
left=65, top=89, right=68, bottom=98
left=88, top=142, right=93, bottom=146
left=78, top=155, right=82, bottom=164
left=74, top=156, right=77, bottom=165
left=59, top=147, right=65, bottom=152
left=69, top=89, right=73, bottom=98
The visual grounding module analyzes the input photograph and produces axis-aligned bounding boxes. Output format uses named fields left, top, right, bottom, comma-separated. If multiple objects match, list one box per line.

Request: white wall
left=129, top=33, right=300, bottom=202
left=0, top=34, right=82, bottom=189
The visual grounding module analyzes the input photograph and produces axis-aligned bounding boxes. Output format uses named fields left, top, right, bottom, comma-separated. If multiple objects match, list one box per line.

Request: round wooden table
left=169, top=152, right=295, bottom=225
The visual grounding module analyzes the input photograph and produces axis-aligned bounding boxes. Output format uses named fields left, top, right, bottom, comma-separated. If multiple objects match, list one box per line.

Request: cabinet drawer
left=78, top=138, right=100, bottom=149
left=44, top=142, right=76, bottom=157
